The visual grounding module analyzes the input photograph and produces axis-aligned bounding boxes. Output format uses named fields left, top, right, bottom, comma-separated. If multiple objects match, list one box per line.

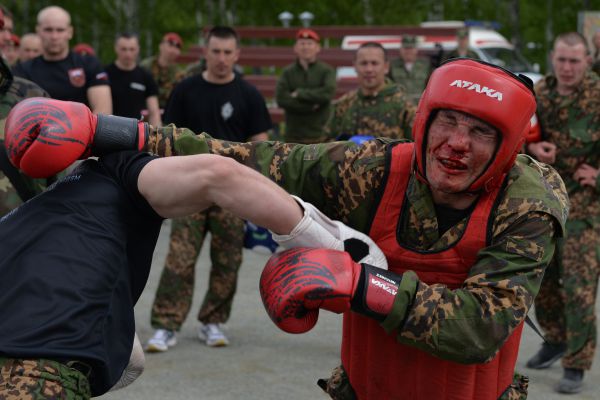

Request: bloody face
left=425, top=109, right=499, bottom=197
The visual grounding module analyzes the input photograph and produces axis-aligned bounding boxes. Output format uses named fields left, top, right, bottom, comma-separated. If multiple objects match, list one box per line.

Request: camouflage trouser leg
left=536, top=225, right=600, bottom=370
left=150, top=211, right=208, bottom=331
left=0, top=358, right=91, bottom=399
left=534, top=253, right=566, bottom=344
left=560, top=225, right=599, bottom=370
left=197, top=206, right=244, bottom=324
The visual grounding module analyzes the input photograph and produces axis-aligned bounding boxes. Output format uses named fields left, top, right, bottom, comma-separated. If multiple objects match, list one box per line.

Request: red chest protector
left=341, top=143, right=524, bottom=399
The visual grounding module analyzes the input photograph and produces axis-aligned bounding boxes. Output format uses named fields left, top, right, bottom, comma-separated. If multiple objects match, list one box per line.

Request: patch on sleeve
left=504, top=237, right=544, bottom=262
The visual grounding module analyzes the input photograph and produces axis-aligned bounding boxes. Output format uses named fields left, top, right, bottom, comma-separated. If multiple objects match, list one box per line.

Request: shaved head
left=36, top=6, right=73, bottom=60
left=19, top=33, right=42, bottom=62
left=37, top=6, right=71, bottom=26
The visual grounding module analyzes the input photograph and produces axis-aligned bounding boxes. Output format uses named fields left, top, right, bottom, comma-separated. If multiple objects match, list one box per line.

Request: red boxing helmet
left=413, top=59, right=536, bottom=192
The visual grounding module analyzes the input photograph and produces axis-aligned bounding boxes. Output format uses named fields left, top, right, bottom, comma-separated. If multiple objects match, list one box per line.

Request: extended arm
left=137, top=154, right=302, bottom=234
left=139, top=155, right=386, bottom=268
left=4, top=98, right=386, bottom=265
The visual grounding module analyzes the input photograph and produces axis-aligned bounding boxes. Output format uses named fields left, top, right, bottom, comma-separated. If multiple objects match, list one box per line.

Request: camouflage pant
left=534, top=222, right=600, bottom=370
left=317, top=365, right=528, bottom=399
left=0, top=358, right=91, bottom=399
left=151, top=205, right=244, bottom=330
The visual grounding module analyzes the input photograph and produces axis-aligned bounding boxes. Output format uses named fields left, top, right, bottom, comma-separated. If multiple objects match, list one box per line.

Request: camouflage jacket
left=0, top=77, right=49, bottom=216
left=177, top=60, right=205, bottom=82
left=144, top=129, right=569, bottom=363
left=325, top=82, right=416, bottom=140
left=140, top=56, right=180, bottom=109
left=389, top=58, right=430, bottom=103
left=535, top=72, right=600, bottom=224
left=275, top=60, right=336, bottom=142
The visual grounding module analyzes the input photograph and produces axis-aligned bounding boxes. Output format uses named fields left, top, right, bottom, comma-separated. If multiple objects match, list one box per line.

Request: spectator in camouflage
left=325, top=41, right=415, bottom=141
left=526, top=31, right=600, bottom=394
left=389, top=35, right=431, bottom=104
left=146, top=26, right=271, bottom=352
left=140, top=32, right=182, bottom=110
left=150, top=206, right=244, bottom=332
left=443, top=27, right=479, bottom=61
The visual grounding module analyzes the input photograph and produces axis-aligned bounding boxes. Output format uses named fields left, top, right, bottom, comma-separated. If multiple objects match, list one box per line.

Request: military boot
left=525, top=342, right=566, bottom=369
left=555, top=368, right=584, bottom=394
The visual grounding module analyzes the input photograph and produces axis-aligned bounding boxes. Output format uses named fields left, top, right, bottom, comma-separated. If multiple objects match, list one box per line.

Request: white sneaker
left=199, top=323, right=229, bottom=347
left=145, top=329, right=177, bottom=353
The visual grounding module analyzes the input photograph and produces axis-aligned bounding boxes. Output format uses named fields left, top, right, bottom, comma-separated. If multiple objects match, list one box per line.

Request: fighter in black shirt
left=0, top=99, right=305, bottom=399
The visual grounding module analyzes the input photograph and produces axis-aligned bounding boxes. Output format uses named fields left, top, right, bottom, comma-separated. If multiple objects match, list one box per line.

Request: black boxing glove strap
left=351, top=264, right=402, bottom=322
left=93, top=114, right=147, bottom=156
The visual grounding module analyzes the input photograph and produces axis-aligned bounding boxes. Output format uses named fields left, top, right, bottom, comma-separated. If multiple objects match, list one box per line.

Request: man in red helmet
left=5, top=59, right=568, bottom=399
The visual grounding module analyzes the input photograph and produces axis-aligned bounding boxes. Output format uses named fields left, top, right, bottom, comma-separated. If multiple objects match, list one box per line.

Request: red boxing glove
left=260, top=247, right=403, bottom=334
left=5, top=97, right=148, bottom=178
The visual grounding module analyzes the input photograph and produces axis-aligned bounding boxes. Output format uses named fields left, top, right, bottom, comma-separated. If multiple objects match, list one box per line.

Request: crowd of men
left=0, top=3, right=599, bottom=400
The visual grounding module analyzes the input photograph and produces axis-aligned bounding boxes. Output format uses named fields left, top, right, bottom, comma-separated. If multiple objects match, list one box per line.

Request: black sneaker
left=555, top=368, right=584, bottom=394
left=525, top=342, right=566, bottom=369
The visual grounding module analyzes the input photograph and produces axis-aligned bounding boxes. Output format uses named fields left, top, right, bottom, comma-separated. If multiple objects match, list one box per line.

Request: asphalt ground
left=102, top=220, right=600, bottom=399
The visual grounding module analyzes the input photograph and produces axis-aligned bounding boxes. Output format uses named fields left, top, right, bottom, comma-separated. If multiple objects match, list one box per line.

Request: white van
left=339, top=21, right=542, bottom=84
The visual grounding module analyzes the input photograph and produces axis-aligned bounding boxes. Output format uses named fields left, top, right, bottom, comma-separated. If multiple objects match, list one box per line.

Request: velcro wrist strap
left=351, top=264, right=401, bottom=321
left=271, top=206, right=311, bottom=244
left=271, top=198, right=342, bottom=250
left=93, top=114, right=143, bottom=155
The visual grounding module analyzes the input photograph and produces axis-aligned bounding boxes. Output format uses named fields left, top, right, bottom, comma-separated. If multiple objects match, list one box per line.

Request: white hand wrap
left=272, top=196, right=388, bottom=270
left=109, top=332, right=145, bottom=391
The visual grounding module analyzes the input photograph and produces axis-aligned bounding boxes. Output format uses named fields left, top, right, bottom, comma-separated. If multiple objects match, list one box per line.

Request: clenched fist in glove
left=271, top=196, right=388, bottom=270
left=5, top=97, right=148, bottom=178
left=260, top=247, right=403, bottom=334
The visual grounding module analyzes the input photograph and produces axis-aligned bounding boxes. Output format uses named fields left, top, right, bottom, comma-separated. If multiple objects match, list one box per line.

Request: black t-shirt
left=0, top=151, right=162, bottom=396
left=105, top=63, right=159, bottom=118
left=164, top=74, right=272, bottom=141
left=13, top=52, right=109, bottom=106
